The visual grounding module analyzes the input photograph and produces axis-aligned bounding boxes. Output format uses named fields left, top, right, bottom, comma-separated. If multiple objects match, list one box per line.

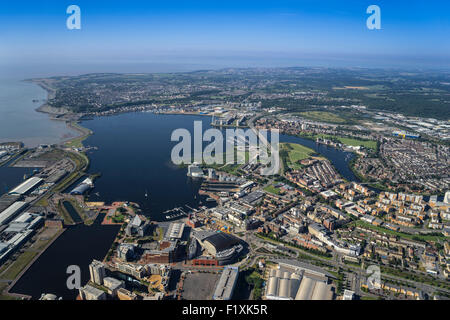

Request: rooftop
left=8, top=177, right=43, bottom=195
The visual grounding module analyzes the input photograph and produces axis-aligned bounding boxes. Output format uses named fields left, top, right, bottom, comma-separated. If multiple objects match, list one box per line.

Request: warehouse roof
left=0, top=201, right=27, bottom=225
left=13, top=212, right=34, bottom=223
left=9, top=177, right=43, bottom=195
left=266, top=264, right=334, bottom=301
left=213, top=266, right=239, bottom=300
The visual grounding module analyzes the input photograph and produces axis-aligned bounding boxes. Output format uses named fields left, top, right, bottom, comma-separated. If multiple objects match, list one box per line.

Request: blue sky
left=1, top=0, right=449, bottom=76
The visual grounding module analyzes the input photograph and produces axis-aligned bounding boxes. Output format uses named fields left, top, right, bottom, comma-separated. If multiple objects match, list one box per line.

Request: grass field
left=264, top=185, right=281, bottom=195
left=315, top=134, right=378, bottom=150
left=280, top=143, right=315, bottom=170
left=298, top=111, right=348, bottom=124
left=65, top=135, right=87, bottom=149
left=64, top=122, right=93, bottom=149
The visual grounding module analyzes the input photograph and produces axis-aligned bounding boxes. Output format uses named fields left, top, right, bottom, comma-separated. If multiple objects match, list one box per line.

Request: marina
left=164, top=207, right=189, bottom=220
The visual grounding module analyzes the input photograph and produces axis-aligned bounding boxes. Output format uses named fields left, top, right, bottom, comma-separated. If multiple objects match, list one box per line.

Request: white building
left=89, top=260, right=105, bottom=285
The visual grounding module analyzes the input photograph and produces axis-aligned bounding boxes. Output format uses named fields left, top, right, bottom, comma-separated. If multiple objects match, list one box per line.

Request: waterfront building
left=118, top=243, right=135, bottom=261
left=187, top=163, right=204, bottom=178
left=79, top=284, right=107, bottom=300
left=8, top=177, right=43, bottom=196
left=117, top=288, right=137, bottom=300
left=70, top=178, right=94, bottom=195
left=103, top=277, right=125, bottom=297
left=89, top=260, right=105, bottom=285
left=125, top=215, right=150, bottom=236
left=115, top=262, right=146, bottom=279
left=0, top=201, right=27, bottom=226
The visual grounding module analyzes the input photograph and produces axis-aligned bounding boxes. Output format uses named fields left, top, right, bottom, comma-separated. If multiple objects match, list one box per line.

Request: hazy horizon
left=1, top=1, right=449, bottom=78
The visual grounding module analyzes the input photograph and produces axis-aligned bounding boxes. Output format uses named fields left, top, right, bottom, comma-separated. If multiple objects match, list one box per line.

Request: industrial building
left=241, top=191, right=265, bottom=205
left=265, top=261, right=334, bottom=300
left=0, top=211, right=44, bottom=263
left=0, top=194, right=21, bottom=213
left=266, top=269, right=302, bottom=300
left=8, top=177, right=43, bottom=195
left=229, top=202, right=252, bottom=216
left=213, top=266, right=239, bottom=300
left=0, top=201, right=27, bottom=225
left=5, top=212, right=43, bottom=233
left=0, top=230, right=34, bottom=263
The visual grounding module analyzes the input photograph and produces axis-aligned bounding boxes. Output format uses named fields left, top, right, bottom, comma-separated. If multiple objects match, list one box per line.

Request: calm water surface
left=0, top=79, right=76, bottom=147
left=9, top=112, right=358, bottom=299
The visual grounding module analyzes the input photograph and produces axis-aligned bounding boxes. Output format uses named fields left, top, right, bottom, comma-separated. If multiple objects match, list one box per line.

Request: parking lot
left=180, top=272, right=220, bottom=300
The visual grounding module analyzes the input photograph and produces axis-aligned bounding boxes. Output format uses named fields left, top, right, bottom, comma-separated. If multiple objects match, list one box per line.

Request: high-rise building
left=444, top=191, right=450, bottom=204
left=89, top=260, right=105, bottom=285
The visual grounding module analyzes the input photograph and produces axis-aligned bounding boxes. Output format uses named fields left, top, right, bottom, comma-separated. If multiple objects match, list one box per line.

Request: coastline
left=18, top=79, right=374, bottom=185
left=30, top=80, right=71, bottom=117
left=20, top=79, right=366, bottom=179
left=26, top=79, right=88, bottom=148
